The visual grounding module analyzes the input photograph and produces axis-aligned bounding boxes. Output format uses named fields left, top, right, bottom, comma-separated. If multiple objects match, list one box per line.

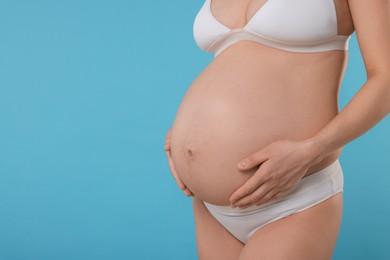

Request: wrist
left=301, top=136, right=328, bottom=167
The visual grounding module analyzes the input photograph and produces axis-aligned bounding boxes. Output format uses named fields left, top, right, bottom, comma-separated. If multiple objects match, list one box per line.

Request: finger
left=239, top=188, right=277, bottom=209
left=264, top=190, right=285, bottom=204
left=232, top=182, right=269, bottom=207
left=166, top=150, right=185, bottom=189
left=164, top=139, right=171, bottom=149
left=164, top=128, right=172, bottom=150
left=253, top=188, right=279, bottom=206
left=184, top=188, right=194, bottom=196
left=237, top=149, right=270, bottom=170
left=255, top=190, right=285, bottom=206
left=165, top=136, right=171, bottom=145
left=229, top=169, right=268, bottom=204
left=186, top=188, right=195, bottom=196
left=166, top=150, right=186, bottom=190
left=184, top=188, right=195, bottom=197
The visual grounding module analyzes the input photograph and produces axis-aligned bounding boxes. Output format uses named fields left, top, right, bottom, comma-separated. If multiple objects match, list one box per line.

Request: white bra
left=193, top=0, right=352, bottom=56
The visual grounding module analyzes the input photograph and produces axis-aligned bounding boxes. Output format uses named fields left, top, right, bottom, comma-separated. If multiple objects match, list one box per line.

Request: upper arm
left=348, top=0, right=390, bottom=78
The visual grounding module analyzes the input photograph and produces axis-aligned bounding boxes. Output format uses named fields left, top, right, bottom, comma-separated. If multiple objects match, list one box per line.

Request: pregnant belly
left=169, top=44, right=343, bottom=206
left=170, top=82, right=339, bottom=206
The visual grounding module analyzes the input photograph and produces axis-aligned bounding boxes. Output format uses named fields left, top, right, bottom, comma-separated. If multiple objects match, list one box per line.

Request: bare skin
left=170, top=0, right=354, bottom=206
left=165, top=0, right=390, bottom=258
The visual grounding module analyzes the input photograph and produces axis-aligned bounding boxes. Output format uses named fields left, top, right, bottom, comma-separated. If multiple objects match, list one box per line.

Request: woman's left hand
left=229, top=139, right=323, bottom=209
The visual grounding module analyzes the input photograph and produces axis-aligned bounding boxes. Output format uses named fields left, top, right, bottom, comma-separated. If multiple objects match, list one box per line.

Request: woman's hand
left=229, top=139, right=322, bottom=209
left=164, top=128, right=195, bottom=197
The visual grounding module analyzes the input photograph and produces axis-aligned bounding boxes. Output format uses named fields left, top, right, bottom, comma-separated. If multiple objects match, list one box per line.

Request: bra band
left=209, top=29, right=351, bottom=56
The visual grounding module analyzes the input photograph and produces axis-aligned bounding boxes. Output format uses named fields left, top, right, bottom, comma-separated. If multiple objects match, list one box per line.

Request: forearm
left=307, top=74, right=390, bottom=161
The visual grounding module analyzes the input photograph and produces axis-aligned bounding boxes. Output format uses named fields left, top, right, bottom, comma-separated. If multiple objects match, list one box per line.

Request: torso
left=170, top=0, right=355, bottom=206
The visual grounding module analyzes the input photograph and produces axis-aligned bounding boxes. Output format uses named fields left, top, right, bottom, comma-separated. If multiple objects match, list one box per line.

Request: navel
left=184, top=142, right=199, bottom=161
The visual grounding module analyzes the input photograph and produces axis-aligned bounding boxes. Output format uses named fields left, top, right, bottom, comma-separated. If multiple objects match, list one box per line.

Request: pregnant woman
left=164, top=0, right=389, bottom=259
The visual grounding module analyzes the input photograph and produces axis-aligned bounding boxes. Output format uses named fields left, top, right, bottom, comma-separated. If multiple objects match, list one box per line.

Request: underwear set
left=192, top=0, right=349, bottom=244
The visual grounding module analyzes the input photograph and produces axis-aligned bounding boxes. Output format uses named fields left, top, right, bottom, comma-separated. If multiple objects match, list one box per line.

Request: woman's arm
left=229, top=1, right=389, bottom=208
left=306, top=0, right=390, bottom=161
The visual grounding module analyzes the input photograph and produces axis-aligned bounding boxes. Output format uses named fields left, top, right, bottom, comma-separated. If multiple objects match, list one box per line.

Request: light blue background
left=0, top=1, right=388, bottom=259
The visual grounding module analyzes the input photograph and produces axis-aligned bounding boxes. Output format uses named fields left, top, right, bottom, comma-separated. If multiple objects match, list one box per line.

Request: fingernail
left=238, top=161, right=246, bottom=168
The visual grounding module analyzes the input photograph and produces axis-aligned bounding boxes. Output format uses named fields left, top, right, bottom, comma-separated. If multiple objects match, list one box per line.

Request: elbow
left=382, top=74, right=390, bottom=115
left=383, top=72, right=390, bottom=114
left=367, top=72, right=390, bottom=115
left=381, top=74, right=390, bottom=115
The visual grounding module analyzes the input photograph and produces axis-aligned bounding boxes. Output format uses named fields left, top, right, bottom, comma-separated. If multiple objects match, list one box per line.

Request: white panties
left=203, top=159, right=344, bottom=244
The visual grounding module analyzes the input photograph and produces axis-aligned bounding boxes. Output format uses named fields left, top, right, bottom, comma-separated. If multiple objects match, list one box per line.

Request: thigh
left=192, top=196, right=244, bottom=260
left=239, top=192, right=343, bottom=260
